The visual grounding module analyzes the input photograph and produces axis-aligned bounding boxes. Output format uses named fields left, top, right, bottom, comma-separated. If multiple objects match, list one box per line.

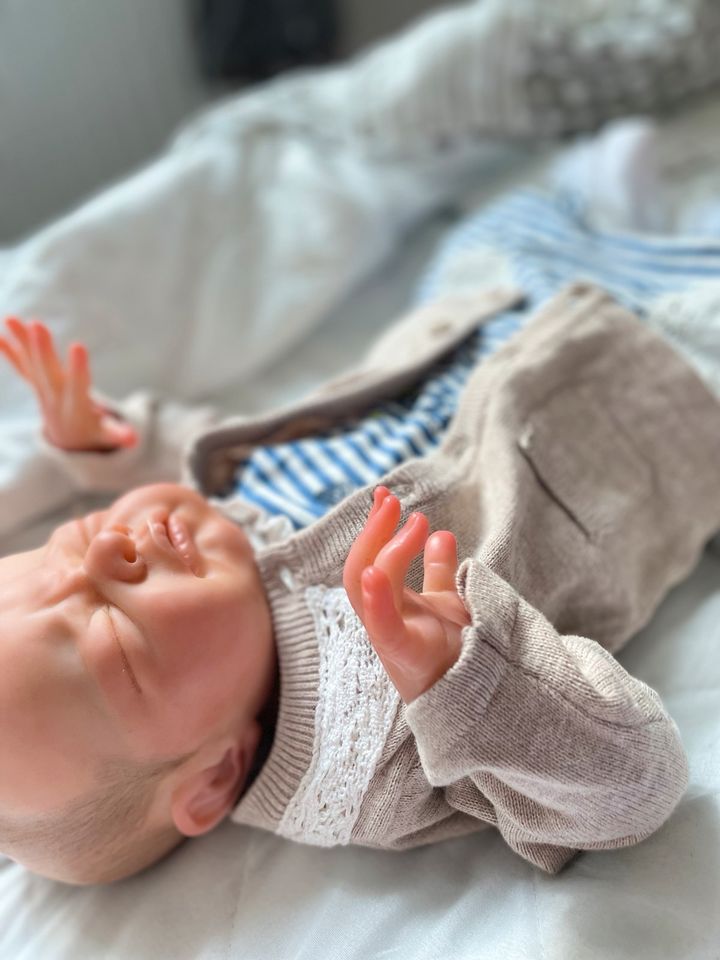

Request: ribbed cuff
left=405, top=559, right=518, bottom=786
left=39, top=391, right=152, bottom=492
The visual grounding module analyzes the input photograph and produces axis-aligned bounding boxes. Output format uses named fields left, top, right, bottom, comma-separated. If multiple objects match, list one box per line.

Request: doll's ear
left=170, top=724, right=261, bottom=837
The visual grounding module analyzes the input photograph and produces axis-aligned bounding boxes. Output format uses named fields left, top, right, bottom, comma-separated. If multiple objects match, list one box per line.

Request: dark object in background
left=193, top=0, right=338, bottom=82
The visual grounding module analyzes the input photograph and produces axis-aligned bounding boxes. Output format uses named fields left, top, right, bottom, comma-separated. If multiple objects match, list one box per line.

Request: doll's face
left=0, top=483, right=275, bottom=826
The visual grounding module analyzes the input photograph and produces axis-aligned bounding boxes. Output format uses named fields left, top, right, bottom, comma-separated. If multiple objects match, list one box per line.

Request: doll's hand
left=343, top=486, right=471, bottom=703
left=0, top=317, right=138, bottom=451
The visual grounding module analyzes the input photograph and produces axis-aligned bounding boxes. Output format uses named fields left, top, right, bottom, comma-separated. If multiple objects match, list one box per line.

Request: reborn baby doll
left=0, top=316, right=470, bottom=884
left=2, top=283, right=720, bottom=885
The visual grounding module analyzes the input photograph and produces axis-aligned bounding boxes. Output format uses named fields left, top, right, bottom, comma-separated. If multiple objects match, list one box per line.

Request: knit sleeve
left=404, top=558, right=689, bottom=874
left=0, top=390, right=218, bottom=541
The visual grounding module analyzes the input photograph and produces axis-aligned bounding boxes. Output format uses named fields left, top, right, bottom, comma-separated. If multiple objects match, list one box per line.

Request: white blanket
left=3, top=0, right=720, bottom=539
left=1, top=2, right=719, bottom=958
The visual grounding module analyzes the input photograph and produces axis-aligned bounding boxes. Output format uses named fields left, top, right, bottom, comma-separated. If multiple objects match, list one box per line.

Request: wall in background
left=0, top=0, right=450, bottom=244
left=338, top=0, right=448, bottom=56
left=0, top=0, right=210, bottom=243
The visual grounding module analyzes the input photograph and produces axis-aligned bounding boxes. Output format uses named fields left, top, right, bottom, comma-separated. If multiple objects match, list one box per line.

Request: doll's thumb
left=101, top=415, right=139, bottom=448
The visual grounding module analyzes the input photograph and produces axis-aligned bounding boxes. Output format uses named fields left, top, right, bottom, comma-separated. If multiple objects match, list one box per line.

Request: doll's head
left=0, top=483, right=277, bottom=884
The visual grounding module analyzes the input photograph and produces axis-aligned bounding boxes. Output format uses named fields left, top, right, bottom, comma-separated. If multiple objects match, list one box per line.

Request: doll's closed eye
left=104, top=606, right=142, bottom=694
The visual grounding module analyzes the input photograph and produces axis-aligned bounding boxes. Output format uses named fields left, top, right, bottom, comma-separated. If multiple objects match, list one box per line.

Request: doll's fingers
left=360, top=486, right=388, bottom=532
left=361, top=566, right=410, bottom=660
left=98, top=414, right=139, bottom=449
left=364, top=490, right=399, bottom=540
left=368, top=485, right=391, bottom=521
left=343, top=493, right=402, bottom=614
left=373, top=512, right=429, bottom=608
left=5, top=316, right=31, bottom=349
left=0, top=336, right=30, bottom=380
left=31, top=322, right=64, bottom=391
left=422, top=531, right=459, bottom=593
left=4, top=318, right=33, bottom=375
left=64, top=343, right=95, bottom=432
left=68, top=342, right=92, bottom=398
left=28, top=322, right=60, bottom=401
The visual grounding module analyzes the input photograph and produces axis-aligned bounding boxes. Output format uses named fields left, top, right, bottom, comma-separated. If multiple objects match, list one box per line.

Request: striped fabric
left=233, top=188, right=720, bottom=529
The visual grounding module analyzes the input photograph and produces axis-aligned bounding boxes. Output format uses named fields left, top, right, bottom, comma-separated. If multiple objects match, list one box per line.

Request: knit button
left=278, top=565, right=297, bottom=591
left=518, top=424, right=534, bottom=451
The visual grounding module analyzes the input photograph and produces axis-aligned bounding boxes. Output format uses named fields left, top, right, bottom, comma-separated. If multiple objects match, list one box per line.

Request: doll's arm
left=404, top=559, right=689, bottom=873
left=344, top=490, right=688, bottom=873
left=0, top=317, right=138, bottom=451
left=0, top=317, right=218, bottom=540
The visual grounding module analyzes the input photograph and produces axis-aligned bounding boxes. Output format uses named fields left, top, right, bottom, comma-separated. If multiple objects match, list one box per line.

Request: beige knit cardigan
left=183, top=284, right=720, bottom=874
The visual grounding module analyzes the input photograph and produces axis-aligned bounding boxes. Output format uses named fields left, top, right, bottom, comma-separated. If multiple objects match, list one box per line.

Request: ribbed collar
left=230, top=464, right=442, bottom=833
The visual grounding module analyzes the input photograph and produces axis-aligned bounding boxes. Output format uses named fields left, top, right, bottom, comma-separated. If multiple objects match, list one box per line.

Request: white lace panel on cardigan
left=277, top=586, right=400, bottom=846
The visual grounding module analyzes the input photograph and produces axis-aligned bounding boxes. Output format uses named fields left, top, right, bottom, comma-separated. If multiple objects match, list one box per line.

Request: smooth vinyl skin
left=344, top=485, right=470, bottom=703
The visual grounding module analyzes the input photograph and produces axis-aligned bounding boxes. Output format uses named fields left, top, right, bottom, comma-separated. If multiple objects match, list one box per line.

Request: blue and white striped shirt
left=233, top=188, right=720, bottom=528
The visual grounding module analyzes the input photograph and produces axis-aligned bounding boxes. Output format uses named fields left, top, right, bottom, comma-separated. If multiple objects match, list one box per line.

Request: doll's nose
left=84, top=526, right=146, bottom=584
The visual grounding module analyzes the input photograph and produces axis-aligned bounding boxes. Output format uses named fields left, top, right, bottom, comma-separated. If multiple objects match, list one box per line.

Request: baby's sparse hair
left=0, top=753, right=190, bottom=885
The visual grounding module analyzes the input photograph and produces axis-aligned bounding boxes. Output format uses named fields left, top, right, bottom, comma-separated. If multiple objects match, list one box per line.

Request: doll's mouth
left=166, top=514, right=202, bottom=575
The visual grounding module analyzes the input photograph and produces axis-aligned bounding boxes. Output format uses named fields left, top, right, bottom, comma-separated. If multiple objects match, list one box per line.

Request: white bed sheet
left=2, top=104, right=720, bottom=960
